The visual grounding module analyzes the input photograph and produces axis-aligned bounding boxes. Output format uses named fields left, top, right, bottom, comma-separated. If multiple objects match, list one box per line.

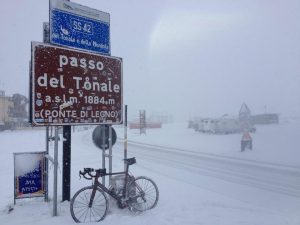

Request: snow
left=14, top=153, right=42, bottom=177
left=0, top=118, right=300, bottom=225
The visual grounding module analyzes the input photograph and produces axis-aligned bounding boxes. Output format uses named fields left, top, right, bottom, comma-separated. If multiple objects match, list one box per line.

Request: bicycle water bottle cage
left=124, top=157, right=136, bottom=165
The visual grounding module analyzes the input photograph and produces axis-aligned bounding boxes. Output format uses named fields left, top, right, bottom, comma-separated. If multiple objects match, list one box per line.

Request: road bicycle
left=70, top=157, right=159, bottom=223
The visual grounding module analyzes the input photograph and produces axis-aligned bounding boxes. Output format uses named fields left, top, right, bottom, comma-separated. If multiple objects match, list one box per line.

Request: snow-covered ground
left=0, top=117, right=300, bottom=225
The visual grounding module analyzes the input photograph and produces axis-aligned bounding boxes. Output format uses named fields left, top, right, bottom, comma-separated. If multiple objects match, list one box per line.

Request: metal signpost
left=43, top=22, right=50, bottom=203
left=49, top=0, right=111, bottom=203
left=53, top=127, right=59, bottom=216
left=124, top=105, right=128, bottom=170
left=140, top=110, right=146, bottom=134
left=30, top=0, right=121, bottom=217
left=45, top=127, right=49, bottom=202
left=62, top=125, right=71, bottom=201
left=108, top=125, right=113, bottom=185
left=50, top=0, right=110, bottom=54
left=92, top=125, right=117, bottom=185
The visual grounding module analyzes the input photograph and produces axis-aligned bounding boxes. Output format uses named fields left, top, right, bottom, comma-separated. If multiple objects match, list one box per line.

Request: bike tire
left=127, top=176, right=159, bottom=212
left=70, top=186, right=108, bottom=223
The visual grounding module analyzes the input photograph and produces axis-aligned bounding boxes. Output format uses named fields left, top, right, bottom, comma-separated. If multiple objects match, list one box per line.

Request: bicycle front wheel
left=70, top=186, right=108, bottom=223
left=127, top=176, right=159, bottom=212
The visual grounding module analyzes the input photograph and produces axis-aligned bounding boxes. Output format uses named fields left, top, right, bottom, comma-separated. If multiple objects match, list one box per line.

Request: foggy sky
left=0, top=0, right=299, bottom=121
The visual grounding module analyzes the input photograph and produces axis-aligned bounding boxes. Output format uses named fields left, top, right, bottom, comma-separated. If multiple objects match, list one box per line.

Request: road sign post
left=53, top=126, right=59, bottom=216
left=31, top=1, right=120, bottom=213
left=108, top=125, right=112, bottom=185
left=48, top=0, right=113, bottom=203
left=62, top=125, right=71, bottom=201
left=124, top=105, right=128, bottom=170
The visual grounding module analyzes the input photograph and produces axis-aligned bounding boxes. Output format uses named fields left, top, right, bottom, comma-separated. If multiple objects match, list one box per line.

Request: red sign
left=31, top=42, right=122, bottom=125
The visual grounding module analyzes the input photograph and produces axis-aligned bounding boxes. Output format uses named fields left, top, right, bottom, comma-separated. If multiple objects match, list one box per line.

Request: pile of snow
left=14, top=153, right=42, bottom=177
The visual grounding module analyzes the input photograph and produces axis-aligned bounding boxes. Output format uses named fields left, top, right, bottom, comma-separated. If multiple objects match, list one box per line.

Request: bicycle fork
left=88, top=185, right=98, bottom=208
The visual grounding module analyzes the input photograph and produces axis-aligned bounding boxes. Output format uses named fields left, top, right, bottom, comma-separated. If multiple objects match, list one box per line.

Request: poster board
left=14, top=152, right=46, bottom=203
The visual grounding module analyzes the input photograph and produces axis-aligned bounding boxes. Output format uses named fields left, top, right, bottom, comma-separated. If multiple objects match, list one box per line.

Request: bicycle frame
left=89, top=163, right=133, bottom=206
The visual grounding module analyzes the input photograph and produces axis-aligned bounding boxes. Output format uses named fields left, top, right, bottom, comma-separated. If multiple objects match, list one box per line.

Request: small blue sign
left=18, top=165, right=43, bottom=195
left=14, top=152, right=46, bottom=200
left=50, top=2, right=110, bottom=55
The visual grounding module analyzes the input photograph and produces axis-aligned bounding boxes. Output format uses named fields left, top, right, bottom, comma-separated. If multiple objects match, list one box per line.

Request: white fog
left=1, top=0, right=300, bottom=120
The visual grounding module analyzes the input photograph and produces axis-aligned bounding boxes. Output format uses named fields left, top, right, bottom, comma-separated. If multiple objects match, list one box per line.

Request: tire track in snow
left=114, top=140, right=300, bottom=198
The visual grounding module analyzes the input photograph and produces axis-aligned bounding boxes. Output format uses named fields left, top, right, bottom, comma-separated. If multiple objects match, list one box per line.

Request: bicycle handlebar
left=79, top=168, right=106, bottom=180
left=79, top=168, right=93, bottom=180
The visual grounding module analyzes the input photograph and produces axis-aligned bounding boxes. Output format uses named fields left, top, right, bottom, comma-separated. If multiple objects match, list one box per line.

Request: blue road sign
left=50, top=0, right=110, bottom=55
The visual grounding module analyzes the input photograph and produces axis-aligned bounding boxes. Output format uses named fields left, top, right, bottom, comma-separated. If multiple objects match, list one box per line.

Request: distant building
left=250, top=114, right=279, bottom=125
left=0, top=93, right=13, bottom=129
left=0, top=91, right=29, bottom=130
left=148, top=111, right=173, bottom=124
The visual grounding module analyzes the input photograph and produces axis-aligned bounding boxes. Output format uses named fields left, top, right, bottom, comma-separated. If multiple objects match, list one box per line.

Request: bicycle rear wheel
left=127, top=176, right=159, bottom=212
left=70, top=186, right=108, bottom=223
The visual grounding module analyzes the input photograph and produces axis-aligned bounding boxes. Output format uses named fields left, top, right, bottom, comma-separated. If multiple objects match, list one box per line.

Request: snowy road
left=75, top=124, right=300, bottom=222
left=120, top=140, right=300, bottom=198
